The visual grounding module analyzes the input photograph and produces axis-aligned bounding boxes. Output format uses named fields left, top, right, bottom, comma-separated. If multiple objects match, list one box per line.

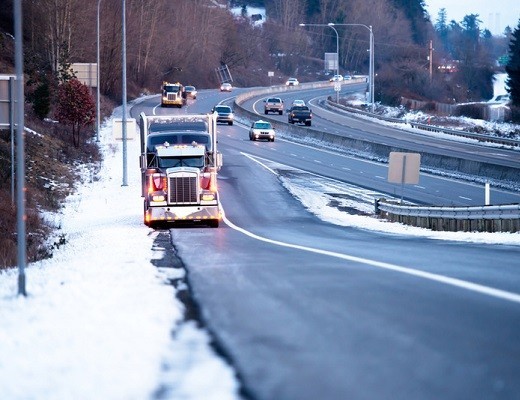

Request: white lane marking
left=459, top=196, right=472, bottom=201
left=414, top=185, right=426, bottom=189
left=252, top=98, right=263, bottom=115
left=221, top=210, right=520, bottom=304
left=375, top=176, right=385, bottom=180
left=225, top=153, right=520, bottom=304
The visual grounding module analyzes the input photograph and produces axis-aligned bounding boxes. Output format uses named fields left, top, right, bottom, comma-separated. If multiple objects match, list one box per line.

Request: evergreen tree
left=435, top=8, right=449, bottom=51
left=32, top=81, right=51, bottom=120
left=389, top=0, right=430, bottom=44
left=505, top=20, right=520, bottom=107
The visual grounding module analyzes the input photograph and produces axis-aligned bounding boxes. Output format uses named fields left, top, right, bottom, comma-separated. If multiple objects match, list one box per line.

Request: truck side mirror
left=139, top=154, right=147, bottom=170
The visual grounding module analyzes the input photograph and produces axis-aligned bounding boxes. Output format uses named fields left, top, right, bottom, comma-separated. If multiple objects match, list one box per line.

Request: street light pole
left=14, top=0, right=26, bottom=296
left=369, top=25, right=374, bottom=113
left=299, top=23, right=340, bottom=103
left=121, top=0, right=128, bottom=186
left=327, top=23, right=340, bottom=103
left=96, top=0, right=101, bottom=142
left=329, top=23, right=375, bottom=113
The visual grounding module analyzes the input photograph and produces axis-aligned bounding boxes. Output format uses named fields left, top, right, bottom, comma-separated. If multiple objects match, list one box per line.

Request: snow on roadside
left=0, top=101, right=240, bottom=400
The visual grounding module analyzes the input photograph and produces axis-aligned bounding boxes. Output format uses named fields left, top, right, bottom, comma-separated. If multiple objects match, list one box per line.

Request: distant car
left=185, top=85, right=197, bottom=99
left=287, top=105, right=312, bottom=126
left=494, top=94, right=511, bottom=103
left=220, top=82, right=233, bottom=92
left=291, top=99, right=305, bottom=107
left=343, top=75, right=352, bottom=80
left=329, top=74, right=344, bottom=82
left=264, top=97, right=284, bottom=115
left=285, top=77, right=299, bottom=86
left=249, top=120, right=275, bottom=142
left=212, top=105, right=234, bottom=125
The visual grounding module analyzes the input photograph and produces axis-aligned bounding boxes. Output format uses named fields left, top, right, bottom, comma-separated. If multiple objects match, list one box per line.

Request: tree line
left=0, top=0, right=519, bottom=113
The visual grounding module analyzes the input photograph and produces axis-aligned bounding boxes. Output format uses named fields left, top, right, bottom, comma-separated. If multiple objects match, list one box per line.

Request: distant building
left=438, top=60, right=460, bottom=74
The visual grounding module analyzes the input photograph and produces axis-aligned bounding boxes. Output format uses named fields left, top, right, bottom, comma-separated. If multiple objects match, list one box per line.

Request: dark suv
left=264, top=97, right=284, bottom=115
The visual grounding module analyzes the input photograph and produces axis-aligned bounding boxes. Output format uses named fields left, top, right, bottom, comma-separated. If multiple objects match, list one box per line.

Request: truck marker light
left=202, top=193, right=216, bottom=201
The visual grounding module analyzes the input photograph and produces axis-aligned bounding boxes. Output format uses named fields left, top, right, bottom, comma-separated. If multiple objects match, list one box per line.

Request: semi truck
left=139, top=112, right=223, bottom=227
left=160, top=81, right=187, bottom=108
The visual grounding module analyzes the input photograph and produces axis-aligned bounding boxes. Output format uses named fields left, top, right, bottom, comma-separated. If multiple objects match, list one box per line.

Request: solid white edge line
left=219, top=153, right=520, bottom=305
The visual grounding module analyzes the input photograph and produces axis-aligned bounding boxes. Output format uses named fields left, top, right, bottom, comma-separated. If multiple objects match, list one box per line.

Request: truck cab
left=139, top=113, right=222, bottom=228
left=161, top=82, right=187, bottom=108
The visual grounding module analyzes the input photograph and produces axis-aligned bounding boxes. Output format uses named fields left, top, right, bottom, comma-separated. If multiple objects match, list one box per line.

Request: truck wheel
left=279, top=110, right=283, bottom=115
left=264, top=110, right=268, bottom=115
left=229, top=121, right=233, bottom=126
left=208, top=219, right=219, bottom=228
left=306, top=121, right=311, bottom=126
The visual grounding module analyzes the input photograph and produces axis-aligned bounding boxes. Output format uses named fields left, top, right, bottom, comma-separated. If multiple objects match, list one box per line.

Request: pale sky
left=424, top=0, right=520, bottom=35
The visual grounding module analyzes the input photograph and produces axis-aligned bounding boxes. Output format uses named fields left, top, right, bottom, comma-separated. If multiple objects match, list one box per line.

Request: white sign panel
left=324, top=52, right=338, bottom=72
left=388, top=152, right=420, bottom=184
left=71, top=63, right=98, bottom=88
left=112, top=118, right=136, bottom=141
left=0, top=74, right=17, bottom=127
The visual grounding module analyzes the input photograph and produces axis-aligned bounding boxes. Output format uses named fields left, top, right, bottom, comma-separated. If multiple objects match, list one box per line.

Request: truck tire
left=279, top=110, right=283, bottom=115
left=305, top=121, right=311, bottom=126
left=208, top=219, right=219, bottom=228
left=264, top=110, right=268, bottom=115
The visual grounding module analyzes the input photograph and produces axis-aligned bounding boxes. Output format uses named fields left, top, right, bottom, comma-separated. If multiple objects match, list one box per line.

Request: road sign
left=388, top=152, right=420, bottom=184
left=334, top=82, right=341, bottom=92
left=71, top=63, right=98, bottom=88
left=0, top=75, right=17, bottom=127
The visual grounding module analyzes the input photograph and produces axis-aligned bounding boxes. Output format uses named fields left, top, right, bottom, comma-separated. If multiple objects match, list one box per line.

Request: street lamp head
left=299, top=23, right=306, bottom=26
left=327, top=23, right=335, bottom=26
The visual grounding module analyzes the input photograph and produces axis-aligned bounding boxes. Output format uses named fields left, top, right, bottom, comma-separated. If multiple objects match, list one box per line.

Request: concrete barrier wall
left=233, top=87, right=520, bottom=186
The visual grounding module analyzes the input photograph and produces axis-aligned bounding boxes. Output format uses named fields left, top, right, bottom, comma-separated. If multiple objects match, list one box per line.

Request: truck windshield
left=158, top=156, right=204, bottom=169
left=147, top=133, right=212, bottom=152
left=164, top=86, right=180, bottom=92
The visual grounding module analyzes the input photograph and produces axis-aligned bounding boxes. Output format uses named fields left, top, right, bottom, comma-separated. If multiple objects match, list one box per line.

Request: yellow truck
left=160, top=81, right=187, bottom=108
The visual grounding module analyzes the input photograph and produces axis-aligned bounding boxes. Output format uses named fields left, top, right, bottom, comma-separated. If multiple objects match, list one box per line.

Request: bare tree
left=24, top=0, right=85, bottom=75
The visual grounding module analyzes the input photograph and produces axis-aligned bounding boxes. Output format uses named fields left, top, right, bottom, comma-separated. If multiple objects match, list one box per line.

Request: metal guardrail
left=376, top=201, right=520, bottom=219
left=376, top=200, right=520, bottom=232
left=325, top=100, right=520, bottom=148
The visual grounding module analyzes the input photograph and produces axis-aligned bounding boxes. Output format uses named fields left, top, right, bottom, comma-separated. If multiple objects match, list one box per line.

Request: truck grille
left=167, top=93, right=177, bottom=101
left=168, top=175, right=198, bottom=204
